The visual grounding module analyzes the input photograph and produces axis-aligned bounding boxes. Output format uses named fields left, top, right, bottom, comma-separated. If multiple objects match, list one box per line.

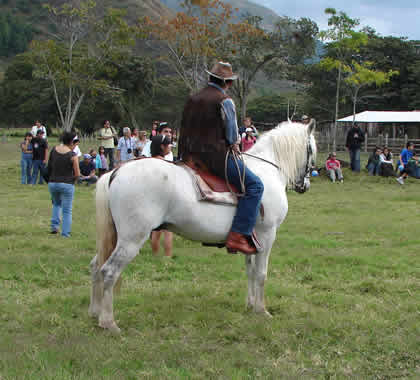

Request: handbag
left=111, top=127, right=118, bottom=147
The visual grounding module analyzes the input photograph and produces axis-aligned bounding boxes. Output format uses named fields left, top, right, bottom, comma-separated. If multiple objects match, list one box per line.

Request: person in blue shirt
left=396, top=142, right=415, bottom=184
left=179, top=62, right=264, bottom=255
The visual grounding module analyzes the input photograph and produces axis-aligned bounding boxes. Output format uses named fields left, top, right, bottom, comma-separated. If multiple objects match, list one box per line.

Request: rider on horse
left=178, top=62, right=264, bottom=255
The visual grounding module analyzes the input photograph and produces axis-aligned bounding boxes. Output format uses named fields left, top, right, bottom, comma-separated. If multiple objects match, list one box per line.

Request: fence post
left=385, top=133, right=388, bottom=147
left=404, top=134, right=408, bottom=147
left=364, top=136, right=368, bottom=153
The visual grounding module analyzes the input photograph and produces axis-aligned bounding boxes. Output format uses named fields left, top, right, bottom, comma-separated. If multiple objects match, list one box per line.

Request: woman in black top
left=47, top=131, right=80, bottom=236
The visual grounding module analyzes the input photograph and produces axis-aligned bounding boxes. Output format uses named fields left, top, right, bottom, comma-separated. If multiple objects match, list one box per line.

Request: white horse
left=89, top=120, right=316, bottom=333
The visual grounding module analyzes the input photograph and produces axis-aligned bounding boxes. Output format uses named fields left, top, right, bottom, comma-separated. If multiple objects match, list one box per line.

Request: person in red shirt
left=325, top=152, right=343, bottom=183
left=241, top=128, right=256, bottom=152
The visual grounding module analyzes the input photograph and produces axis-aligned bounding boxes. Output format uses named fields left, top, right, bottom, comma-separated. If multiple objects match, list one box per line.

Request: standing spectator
left=241, top=128, right=256, bottom=152
left=131, top=128, right=139, bottom=157
left=97, top=120, right=117, bottom=170
left=20, top=132, right=33, bottom=185
left=97, top=146, right=108, bottom=176
left=136, top=131, right=149, bottom=157
left=150, top=135, right=173, bottom=257
left=366, top=147, right=382, bottom=176
left=31, top=129, right=48, bottom=185
left=143, top=123, right=173, bottom=160
left=149, top=121, right=159, bottom=139
left=31, top=120, right=47, bottom=139
left=301, top=115, right=311, bottom=125
left=116, top=127, right=136, bottom=164
left=345, top=123, right=365, bottom=172
left=325, top=152, right=344, bottom=183
left=72, top=136, right=82, bottom=161
left=240, top=116, right=258, bottom=138
left=78, top=154, right=98, bottom=185
left=47, top=131, right=80, bottom=236
left=379, top=147, right=395, bottom=177
left=396, top=142, right=415, bottom=184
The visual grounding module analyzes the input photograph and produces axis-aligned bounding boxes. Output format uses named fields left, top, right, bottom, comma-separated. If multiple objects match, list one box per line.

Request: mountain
left=0, top=0, right=174, bottom=71
left=160, top=0, right=280, bottom=30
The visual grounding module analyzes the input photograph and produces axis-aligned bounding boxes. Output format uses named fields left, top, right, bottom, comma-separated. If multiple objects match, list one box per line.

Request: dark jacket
left=346, top=126, right=365, bottom=150
left=179, top=85, right=230, bottom=176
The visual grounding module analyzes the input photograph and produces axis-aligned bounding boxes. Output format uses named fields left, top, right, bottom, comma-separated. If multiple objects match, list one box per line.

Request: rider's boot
left=226, top=231, right=257, bottom=255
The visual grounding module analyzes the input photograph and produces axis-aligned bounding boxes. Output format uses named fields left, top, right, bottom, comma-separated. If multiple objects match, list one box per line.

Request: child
left=98, top=146, right=108, bottom=176
left=325, top=152, right=343, bottom=183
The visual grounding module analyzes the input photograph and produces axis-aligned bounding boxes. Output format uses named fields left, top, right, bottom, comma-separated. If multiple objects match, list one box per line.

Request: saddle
left=180, top=160, right=239, bottom=206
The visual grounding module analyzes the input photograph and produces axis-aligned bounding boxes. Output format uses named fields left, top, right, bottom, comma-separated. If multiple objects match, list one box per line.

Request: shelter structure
left=337, top=111, right=420, bottom=139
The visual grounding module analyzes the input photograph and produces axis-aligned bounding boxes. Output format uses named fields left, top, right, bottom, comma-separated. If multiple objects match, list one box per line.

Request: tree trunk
left=332, top=65, right=342, bottom=152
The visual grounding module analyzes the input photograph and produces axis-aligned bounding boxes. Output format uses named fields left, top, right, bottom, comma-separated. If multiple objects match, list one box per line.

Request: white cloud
left=259, top=0, right=420, bottom=40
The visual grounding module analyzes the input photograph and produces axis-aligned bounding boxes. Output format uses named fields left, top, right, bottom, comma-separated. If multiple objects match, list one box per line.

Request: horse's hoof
left=99, top=320, right=121, bottom=334
left=88, top=306, right=100, bottom=318
left=227, top=248, right=238, bottom=254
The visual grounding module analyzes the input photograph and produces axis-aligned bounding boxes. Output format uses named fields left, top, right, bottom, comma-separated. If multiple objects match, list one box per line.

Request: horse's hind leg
left=252, top=228, right=276, bottom=316
left=88, top=255, right=103, bottom=318
left=99, top=237, right=147, bottom=333
left=245, top=256, right=256, bottom=309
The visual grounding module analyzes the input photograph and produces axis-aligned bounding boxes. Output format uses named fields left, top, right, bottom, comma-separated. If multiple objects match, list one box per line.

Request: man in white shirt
left=116, top=127, right=136, bottom=163
left=142, top=122, right=173, bottom=161
left=31, top=120, right=47, bottom=139
left=97, top=120, right=117, bottom=169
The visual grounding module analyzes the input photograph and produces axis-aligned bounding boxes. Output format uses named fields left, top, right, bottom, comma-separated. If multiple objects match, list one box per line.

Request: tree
left=142, top=0, right=234, bottom=93
left=344, top=60, right=398, bottom=124
left=319, top=8, right=367, bottom=151
left=0, top=55, right=56, bottom=127
left=26, top=1, right=135, bottom=131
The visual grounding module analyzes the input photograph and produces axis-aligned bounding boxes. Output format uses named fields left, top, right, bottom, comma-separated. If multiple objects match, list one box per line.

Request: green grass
left=0, top=138, right=419, bottom=379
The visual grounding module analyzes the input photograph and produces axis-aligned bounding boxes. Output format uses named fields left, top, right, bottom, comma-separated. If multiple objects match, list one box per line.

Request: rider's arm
left=221, top=98, right=239, bottom=146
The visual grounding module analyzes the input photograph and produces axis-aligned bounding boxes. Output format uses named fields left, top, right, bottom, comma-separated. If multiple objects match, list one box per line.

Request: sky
left=259, top=0, right=420, bottom=41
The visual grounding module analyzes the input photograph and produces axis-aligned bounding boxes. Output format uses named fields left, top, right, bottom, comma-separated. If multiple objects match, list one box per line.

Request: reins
left=224, top=148, right=280, bottom=197
left=241, top=152, right=280, bottom=170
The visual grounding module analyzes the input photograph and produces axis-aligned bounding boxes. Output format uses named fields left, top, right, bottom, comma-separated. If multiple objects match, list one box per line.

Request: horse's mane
left=249, top=121, right=313, bottom=186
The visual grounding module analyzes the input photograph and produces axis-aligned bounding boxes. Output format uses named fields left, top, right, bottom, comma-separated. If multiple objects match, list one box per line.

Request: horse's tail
left=96, top=172, right=117, bottom=271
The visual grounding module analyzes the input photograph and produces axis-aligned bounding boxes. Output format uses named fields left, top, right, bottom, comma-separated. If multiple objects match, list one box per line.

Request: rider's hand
left=230, top=144, right=240, bottom=153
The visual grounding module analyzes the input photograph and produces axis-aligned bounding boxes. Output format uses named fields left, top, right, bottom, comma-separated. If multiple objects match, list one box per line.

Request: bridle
left=294, top=135, right=313, bottom=194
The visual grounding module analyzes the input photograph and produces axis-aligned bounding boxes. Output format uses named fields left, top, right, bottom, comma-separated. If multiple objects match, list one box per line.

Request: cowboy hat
left=205, top=61, right=238, bottom=81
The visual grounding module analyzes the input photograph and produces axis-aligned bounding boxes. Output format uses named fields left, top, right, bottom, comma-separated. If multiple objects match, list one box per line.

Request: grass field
left=0, top=137, right=419, bottom=379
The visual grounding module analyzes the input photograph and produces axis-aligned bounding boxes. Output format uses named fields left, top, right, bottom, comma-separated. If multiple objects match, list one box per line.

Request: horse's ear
left=307, top=119, right=316, bottom=134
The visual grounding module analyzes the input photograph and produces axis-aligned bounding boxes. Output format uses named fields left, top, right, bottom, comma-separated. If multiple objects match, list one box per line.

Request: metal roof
left=337, top=111, right=420, bottom=123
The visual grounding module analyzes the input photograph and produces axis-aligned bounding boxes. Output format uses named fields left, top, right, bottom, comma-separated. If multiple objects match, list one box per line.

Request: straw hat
left=205, top=62, right=238, bottom=80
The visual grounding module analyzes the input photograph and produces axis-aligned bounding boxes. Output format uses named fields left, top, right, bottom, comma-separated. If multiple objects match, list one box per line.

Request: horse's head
left=294, top=119, right=317, bottom=194
left=248, top=120, right=317, bottom=192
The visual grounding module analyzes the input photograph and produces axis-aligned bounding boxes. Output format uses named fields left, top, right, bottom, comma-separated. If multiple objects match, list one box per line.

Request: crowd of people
left=318, top=140, right=420, bottom=184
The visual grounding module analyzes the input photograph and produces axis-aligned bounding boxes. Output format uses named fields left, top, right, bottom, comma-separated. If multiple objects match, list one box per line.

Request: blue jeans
left=21, top=157, right=32, bottom=184
left=48, top=182, right=75, bottom=237
left=349, top=149, right=361, bottom=172
left=226, top=154, right=264, bottom=236
left=32, top=160, right=45, bottom=184
left=367, top=162, right=380, bottom=175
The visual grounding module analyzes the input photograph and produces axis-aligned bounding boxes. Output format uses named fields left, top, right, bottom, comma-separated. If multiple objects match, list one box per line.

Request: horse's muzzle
left=295, top=177, right=310, bottom=194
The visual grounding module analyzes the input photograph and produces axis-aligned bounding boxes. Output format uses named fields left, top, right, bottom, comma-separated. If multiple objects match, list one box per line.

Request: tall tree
left=319, top=8, right=367, bottom=150
left=26, top=1, right=135, bottom=131
left=142, top=0, right=234, bottom=93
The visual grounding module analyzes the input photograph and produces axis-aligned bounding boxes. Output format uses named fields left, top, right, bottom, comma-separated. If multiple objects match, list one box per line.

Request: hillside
left=0, top=0, right=173, bottom=69
left=160, top=0, right=279, bottom=29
